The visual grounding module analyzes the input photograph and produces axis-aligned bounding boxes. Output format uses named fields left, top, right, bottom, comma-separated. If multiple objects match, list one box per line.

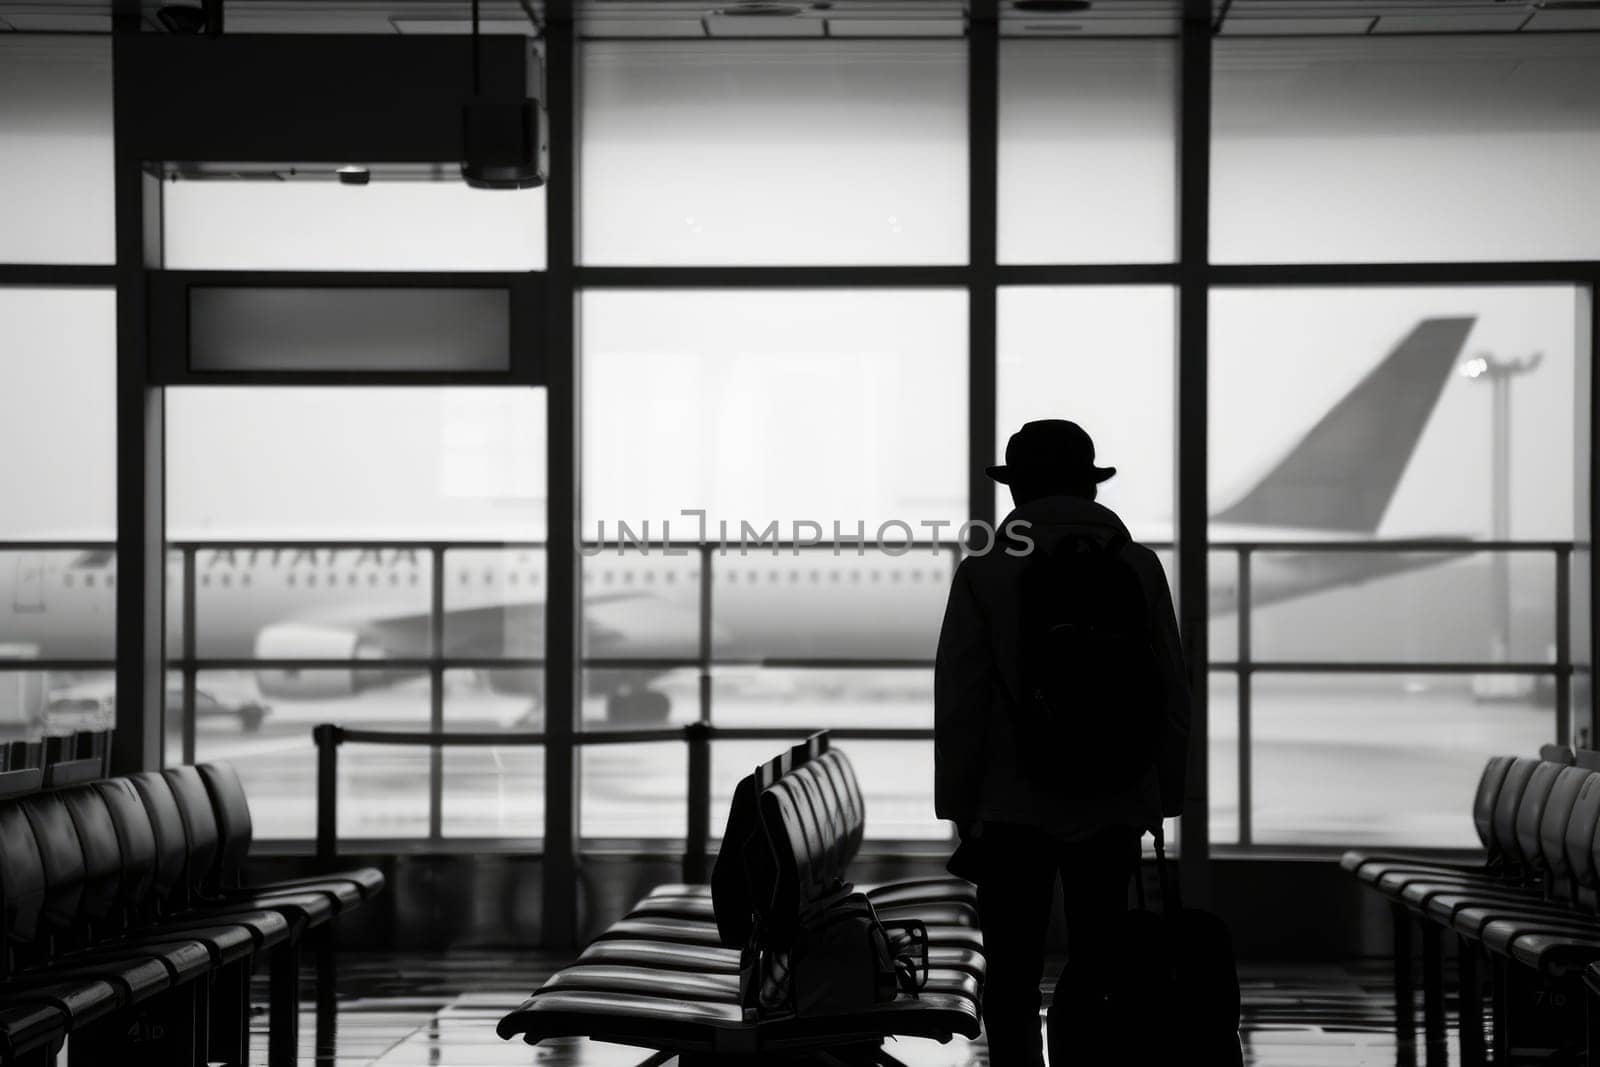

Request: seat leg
left=269, top=940, right=301, bottom=1067
left=1458, top=937, right=1487, bottom=1067
left=315, top=926, right=338, bottom=1067
left=1393, top=902, right=1417, bottom=1045
left=1492, top=954, right=1511, bottom=1065
left=208, top=959, right=250, bottom=1066
left=1421, top=921, right=1446, bottom=1054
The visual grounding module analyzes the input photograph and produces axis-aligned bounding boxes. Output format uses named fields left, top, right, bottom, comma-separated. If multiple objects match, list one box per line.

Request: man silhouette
left=934, top=419, right=1190, bottom=1066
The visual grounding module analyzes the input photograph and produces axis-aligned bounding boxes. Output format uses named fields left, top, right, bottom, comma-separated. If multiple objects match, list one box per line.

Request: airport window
left=1208, top=285, right=1587, bottom=847
left=998, top=41, right=1177, bottom=265
left=996, top=287, right=1176, bottom=543
left=162, top=179, right=548, bottom=272
left=0, top=286, right=117, bottom=715
left=579, top=41, right=967, bottom=266
left=581, top=289, right=966, bottom=536
left=0, top=36, right=114, bottom=265
left=165, top=387, right=547, bottom=839
left=1212, top=36, right=1600, bottom=264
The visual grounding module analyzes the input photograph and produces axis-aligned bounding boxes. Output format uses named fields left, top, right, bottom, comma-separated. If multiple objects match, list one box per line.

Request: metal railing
left=1, top=537, right=1585, bottom=853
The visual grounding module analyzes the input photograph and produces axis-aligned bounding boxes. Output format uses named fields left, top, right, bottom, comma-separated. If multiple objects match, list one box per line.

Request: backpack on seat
left=756, top=884, right=929, bottom=1018
left=1015, top=531, right=1165, bottom=794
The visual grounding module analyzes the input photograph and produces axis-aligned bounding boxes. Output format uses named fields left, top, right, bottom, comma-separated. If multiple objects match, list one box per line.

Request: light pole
left=1461, top=352, right=1543, bottom=686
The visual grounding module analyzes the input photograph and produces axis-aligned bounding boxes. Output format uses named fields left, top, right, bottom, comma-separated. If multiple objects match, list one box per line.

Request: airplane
left=0, top=316, right=1481, bottom=724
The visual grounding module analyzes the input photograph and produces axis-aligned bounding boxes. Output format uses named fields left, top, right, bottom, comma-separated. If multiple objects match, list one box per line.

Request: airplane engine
left=253, top=622, right=388, bottom=700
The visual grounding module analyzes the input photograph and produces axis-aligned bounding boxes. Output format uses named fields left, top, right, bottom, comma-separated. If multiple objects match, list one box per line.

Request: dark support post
left=1557, top=546, right=1572, bottom=746
left=542, top=2, right=583, bottom=950
left=1237, top=548, right=1252, bottom=846
left=1394, top=902, right=1417, bottom=1045
left=684, top=721, right=713, bottom=882
left=1588, top=286, right=1598, bottom=749
left=1177, top=0, right=1213, bottom=901
left=111, top=6, right=167, bottom=775
left=1421, top=922, right=1445, bottom=1050
left=182, top=547, right=197, bottom=765
left=429, top=546, right=445, bottom=839
left=967, top=0, right=999, bottom=544
left=315, top=724, right=339, bottom=866
left=268, top=943, right=300, bottom=1067
left=1459, top=936, right=1486, bottom=1067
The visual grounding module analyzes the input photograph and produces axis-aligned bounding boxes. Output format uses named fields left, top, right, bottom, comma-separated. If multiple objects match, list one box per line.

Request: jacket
left=933, top=494, right=1191, bottom=839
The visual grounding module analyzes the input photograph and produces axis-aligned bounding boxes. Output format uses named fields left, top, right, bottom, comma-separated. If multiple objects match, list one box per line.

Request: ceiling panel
left=0, top=0, right=1593, bottom=38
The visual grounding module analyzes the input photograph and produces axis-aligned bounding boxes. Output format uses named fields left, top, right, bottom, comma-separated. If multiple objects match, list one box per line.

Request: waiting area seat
left=1344, top=745, right=1600, bottom=1065
left=498, top=732, right=985, bottom=1064
left=0, top=762, right=383, bottom=1067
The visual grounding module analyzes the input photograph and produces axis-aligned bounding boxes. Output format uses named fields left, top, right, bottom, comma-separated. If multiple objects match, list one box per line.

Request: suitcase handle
left=1136, top=824, right=1183, bottom=915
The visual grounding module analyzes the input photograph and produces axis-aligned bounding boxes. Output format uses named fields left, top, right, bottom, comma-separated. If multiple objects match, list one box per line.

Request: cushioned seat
left=502, top=736, right=988, bottom=1059
left=1509, top=931, right=1600, bottom=976
left=1482, top=915, right=1600, bottom=957
left=197, top=762, right=385, bottom=907
left=578, top=940, right=741, bottom=973
left=1342, top=756, right=1514, bottom=880
left=537, top=965, right=742, bottom=1002
left=595, top=918, right=729, bottom=947
left=499, top=990, right=749, bottom=1046
left=0, top=1001, right=67, bottom=1061
left=0, top=978, right=120, bottom=1031
left=168, top=765, right=381, bottom=917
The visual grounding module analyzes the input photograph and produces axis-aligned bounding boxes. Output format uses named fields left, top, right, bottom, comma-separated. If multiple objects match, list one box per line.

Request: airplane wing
left=1211, top=317, right=1476, bottom=533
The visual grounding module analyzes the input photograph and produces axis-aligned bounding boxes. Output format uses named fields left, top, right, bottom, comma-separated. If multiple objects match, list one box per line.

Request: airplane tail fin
left=1213, top=316, right=1476, bottom=534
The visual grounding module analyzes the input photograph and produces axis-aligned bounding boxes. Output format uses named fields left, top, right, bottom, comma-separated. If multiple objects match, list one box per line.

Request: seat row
left=498, top=732, right=986, bottom=1064
left=0, top=763, right=383, bottom=1067
left=1343, top=745, right=1600, bottom=1063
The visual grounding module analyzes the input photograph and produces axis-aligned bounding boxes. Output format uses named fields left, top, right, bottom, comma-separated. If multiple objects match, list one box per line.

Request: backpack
left=756, top=885, right=929, bottom=1017
left=1014, top=530, right=1165, bottom=794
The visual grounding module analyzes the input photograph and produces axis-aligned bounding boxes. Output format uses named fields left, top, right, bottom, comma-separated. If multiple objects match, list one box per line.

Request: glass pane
left=1213, top=36, right=1600, bottom=263
left=1247, top=674, right=1552, bottom=847
left=0, top=289, right=116, bottom=539
left=167, top=388, right=548, bottom=540
left=0, top=37, right=113, bottom=264
left=43, top=667, right=113, bottom=739
left=996, top=287, right=1175, bottom=543
left=1246, top=550, right=1556, bottom=664
left=711, top=668, right=933, bottom=728
left=580, top=668, right=700, bottom=732
left=441, top=671, right=544, bottom=837
left=0, top=550, right=114, bottom=662
left=581, top=742, right=687, bottom=840
left=186, top=670, right=429, bottom=840
left=1210, top=287, right=1579, bottom=542
left=188, top=287, right=511, bottom=373
left=1209, top=673, right=1239, bottom=847
left=998, top=41, right=1176, bottom=264
left=442, top=750, right=544, bottom=839
left=193, top=547, right=433, bottom=668
left=583, top=289, right=966, bottom=534
left=580, top=41, right=966, bottom=265
left=442, top=549, right=546, bottom=662
left=580, top=547, right=701, bottom=663
left=1210, top=550, right=1238, bottom=663
left=709, top=552, right=953, bottom=664
left=162, top=180, right=547, bottom=271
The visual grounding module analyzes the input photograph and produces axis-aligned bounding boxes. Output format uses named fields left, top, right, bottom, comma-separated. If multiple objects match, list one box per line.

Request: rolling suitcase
left=1049, top=826, right=1243, bottom=1066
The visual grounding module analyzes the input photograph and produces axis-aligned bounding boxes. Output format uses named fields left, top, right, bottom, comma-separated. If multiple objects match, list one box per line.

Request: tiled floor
left=225, top=952, right=1449, bottom=1067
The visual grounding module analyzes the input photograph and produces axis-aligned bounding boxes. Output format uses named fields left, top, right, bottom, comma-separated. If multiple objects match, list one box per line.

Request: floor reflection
left=139, top=952, right=1453, bottom=1066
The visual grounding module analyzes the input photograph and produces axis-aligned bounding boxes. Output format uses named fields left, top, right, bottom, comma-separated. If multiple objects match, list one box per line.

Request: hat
left=986, top=419, right=1116, bottom=486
